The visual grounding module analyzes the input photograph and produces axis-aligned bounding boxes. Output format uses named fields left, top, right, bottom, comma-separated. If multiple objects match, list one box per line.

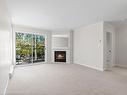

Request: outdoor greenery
left=16, top=33, right=45, bottom=64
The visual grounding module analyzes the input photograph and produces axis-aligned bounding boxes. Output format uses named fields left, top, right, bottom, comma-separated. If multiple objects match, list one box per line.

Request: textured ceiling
left=7, top=0, right=127, bottom=30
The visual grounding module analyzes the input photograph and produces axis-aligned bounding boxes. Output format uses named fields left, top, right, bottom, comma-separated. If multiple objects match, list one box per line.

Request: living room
left=0, top=0, right=127, bottom=95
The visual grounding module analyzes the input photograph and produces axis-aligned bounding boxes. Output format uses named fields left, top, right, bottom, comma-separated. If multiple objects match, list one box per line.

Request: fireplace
left=54, top=51, right=66, bottom=62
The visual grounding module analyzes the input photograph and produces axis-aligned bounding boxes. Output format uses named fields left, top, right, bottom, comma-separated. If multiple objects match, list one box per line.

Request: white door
left=106, top=32, right=113, bottom=68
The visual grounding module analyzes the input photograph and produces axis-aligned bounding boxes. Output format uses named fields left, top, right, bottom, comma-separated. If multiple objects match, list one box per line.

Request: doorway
left=106, top=32, right=113, bottom=69
left=16, top=32, right=46, bottom=65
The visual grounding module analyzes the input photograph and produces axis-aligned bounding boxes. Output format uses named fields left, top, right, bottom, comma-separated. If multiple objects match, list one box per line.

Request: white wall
left=52, top=37, right=69, bottom=48
left=73, top=22, right=104, bottom=71
left=0, top=0, right=12, bottom=94
left=115, top=23, right=127, bottom=66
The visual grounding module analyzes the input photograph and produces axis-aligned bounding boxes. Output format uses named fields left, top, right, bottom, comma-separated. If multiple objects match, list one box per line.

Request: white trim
left=75, top=63, right=104, bottom=71
left=15, top=62, right=47, bottom=67
left=115, top=64, right=127, bottom=68
left=44, top=35, right=48, bottom=63
left=52, top=47, right=69, bottom=50
left=52, top=35, right=69, bottom=37
left=3, top=77, right=9, bottom=95
left=4, top=65, right=15, bottom=95
left=16, top=31, right=47, bottom=36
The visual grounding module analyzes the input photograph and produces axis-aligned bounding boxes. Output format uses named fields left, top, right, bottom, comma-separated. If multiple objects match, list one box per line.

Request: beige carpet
left=6, top=64, right=127, bottom=95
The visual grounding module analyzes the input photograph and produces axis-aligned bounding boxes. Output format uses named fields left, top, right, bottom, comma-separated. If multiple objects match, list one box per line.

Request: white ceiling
left=7, top=0, right=127, bottom=31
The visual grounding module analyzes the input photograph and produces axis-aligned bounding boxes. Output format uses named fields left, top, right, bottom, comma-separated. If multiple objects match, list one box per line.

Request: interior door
left=106, top=32, right=112, bottom=68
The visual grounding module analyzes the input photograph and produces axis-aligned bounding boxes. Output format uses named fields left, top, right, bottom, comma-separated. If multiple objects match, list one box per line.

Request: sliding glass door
left=16, top=32, right=45, bottom=65
left=33, top=34, right=45, bottom=63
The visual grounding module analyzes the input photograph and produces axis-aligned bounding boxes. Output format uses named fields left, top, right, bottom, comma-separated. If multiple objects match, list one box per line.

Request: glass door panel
left=16, top=32, right=45, bottom=65
left=16, top=33, right=32, bottom=65
left=33, top=35, right=45, bottom=63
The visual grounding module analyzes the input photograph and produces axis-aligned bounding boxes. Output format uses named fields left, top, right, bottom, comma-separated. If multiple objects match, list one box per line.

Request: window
left=16, top=32, right=45, bottom=65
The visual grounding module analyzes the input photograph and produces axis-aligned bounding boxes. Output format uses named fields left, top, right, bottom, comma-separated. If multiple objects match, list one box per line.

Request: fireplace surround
left=52, top=31, right=73, bottom=63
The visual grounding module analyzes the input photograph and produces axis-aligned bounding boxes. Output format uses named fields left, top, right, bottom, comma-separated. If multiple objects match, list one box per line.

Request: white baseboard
left=3, top=65, right=15, bottom=95
left=3, top=77, right=9, bottom=95
left=74, top=63, right=104, bottom=71
left=115, top=64, right=127, bottom=68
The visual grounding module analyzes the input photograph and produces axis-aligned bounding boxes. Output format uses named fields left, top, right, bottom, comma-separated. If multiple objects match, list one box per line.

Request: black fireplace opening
left=54, top=51, right=66, bottom=62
